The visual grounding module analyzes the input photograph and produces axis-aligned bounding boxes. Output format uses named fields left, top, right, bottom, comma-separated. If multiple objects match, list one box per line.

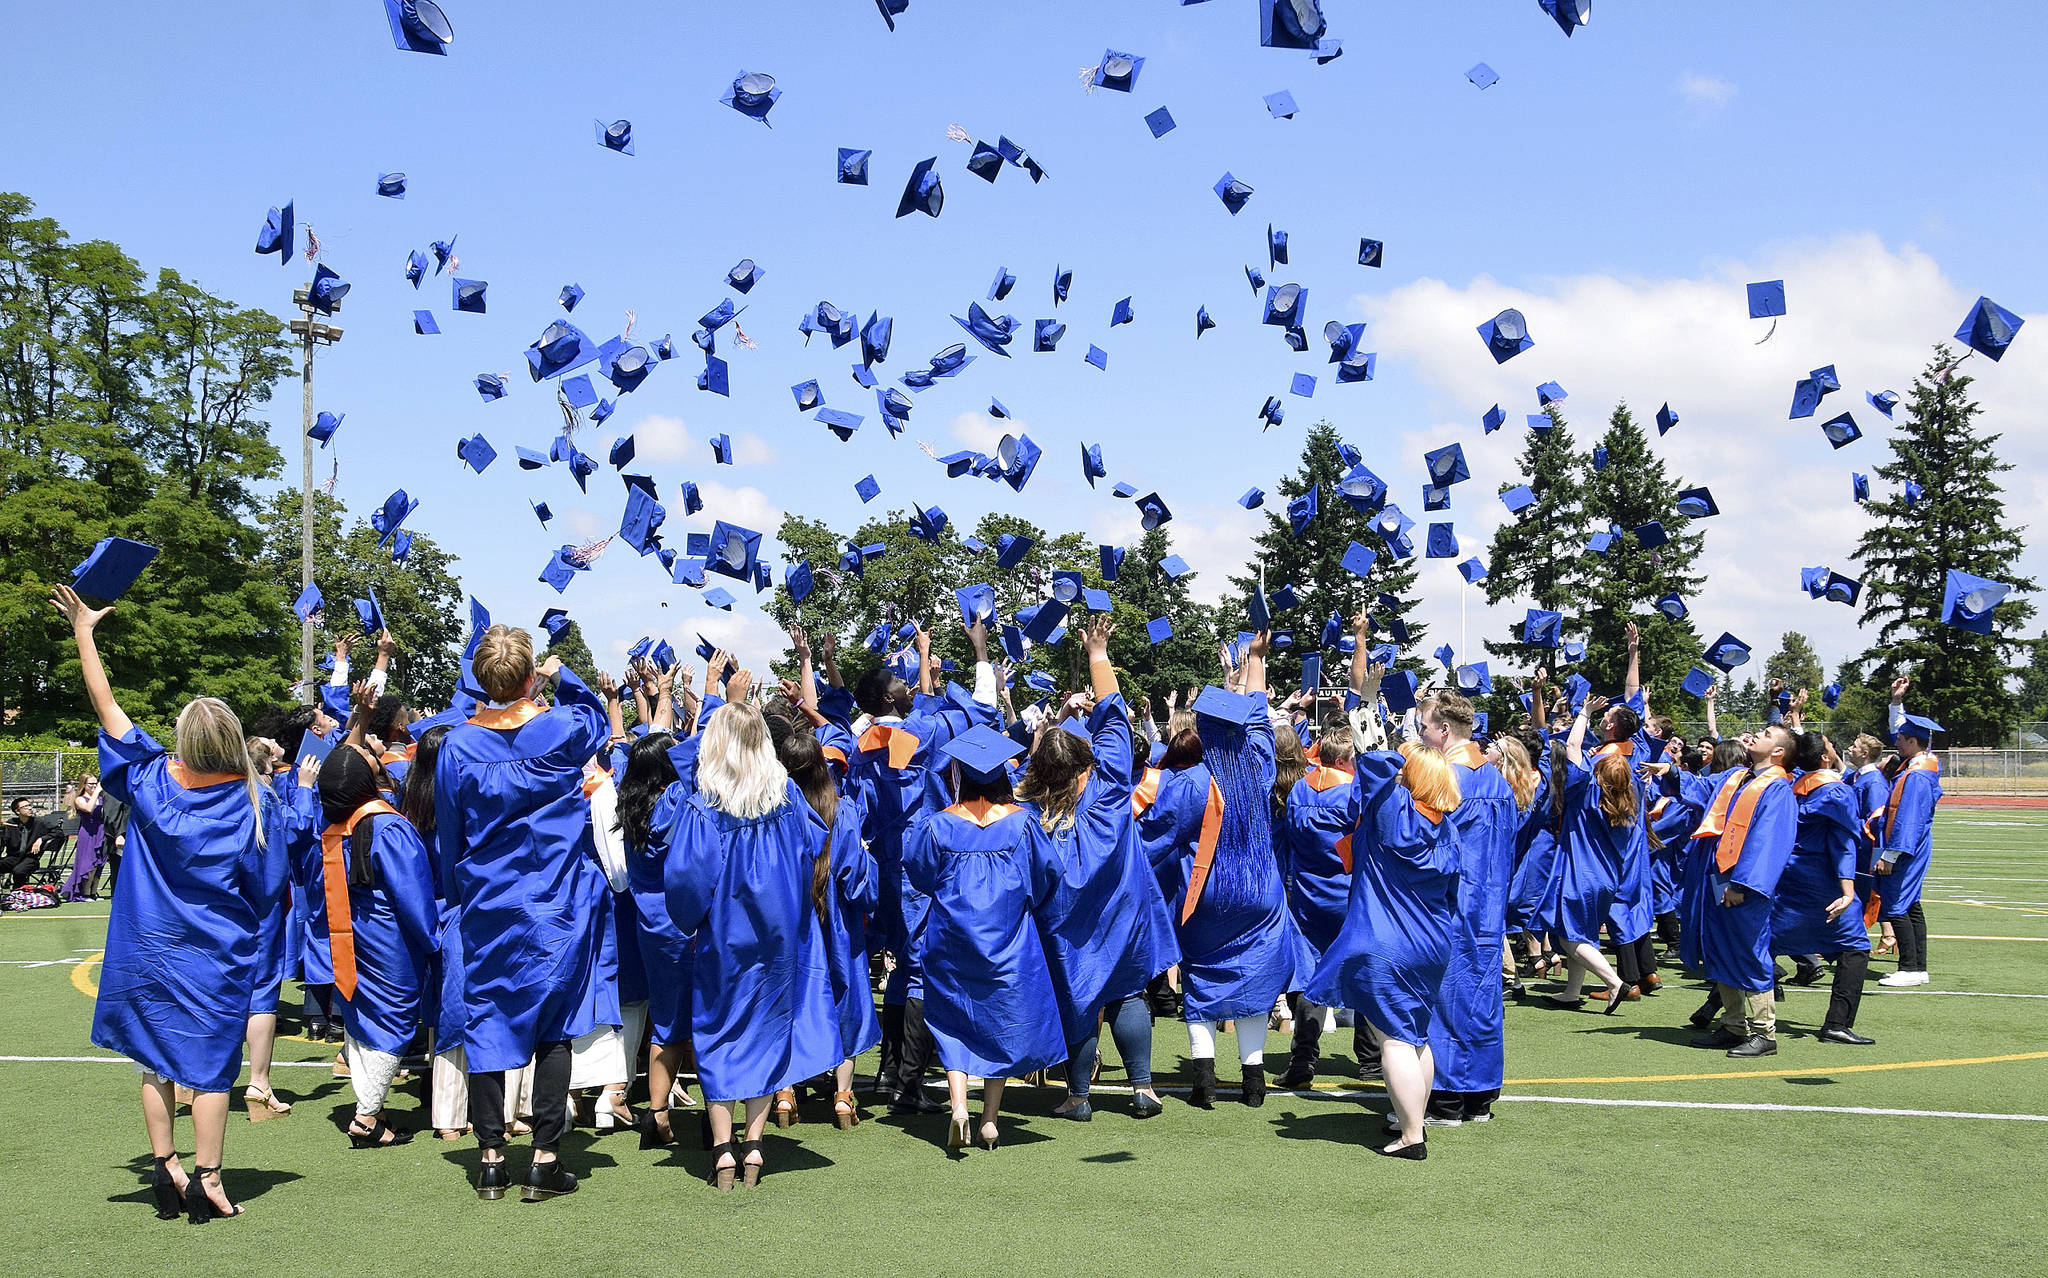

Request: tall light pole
left=288, top=288, right=342, bottom=701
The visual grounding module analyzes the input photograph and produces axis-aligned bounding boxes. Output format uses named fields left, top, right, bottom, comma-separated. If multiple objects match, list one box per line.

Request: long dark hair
left=615, top=733, right=679, bottom=850
left=776, top=732, right=837, bottom=921
left=399, top=725, right=451, bottom=837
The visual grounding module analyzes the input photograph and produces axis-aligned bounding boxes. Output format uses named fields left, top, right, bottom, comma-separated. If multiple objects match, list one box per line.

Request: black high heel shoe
left=185, top=1165, right=242, bottom=1223
left=639, top=1108, right=676, bottom=1150
left=347, top=1116, right=414, bottom=1149
left=738, top=1138, right=764, bottom=1188
left=705, top=1140, right=736, bottom=1192
left=149, top=1155, right=185, bottom=1221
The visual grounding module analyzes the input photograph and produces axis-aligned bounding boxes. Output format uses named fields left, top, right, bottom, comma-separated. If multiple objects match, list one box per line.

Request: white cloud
left=628, top=414, right=776, bottom=468
left=1676, top=72, right=1737, bottom=113
left=949, top=410, right=1013, bottom=455
left=683, top=481, right=784, bottom=538
left=1084, top=500, right=1265, bottom=609
left=1353, top=233, right=2048, bottom=675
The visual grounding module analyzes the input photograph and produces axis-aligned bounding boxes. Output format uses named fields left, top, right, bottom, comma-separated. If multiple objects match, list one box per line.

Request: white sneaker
left=1910, top=970, right=1932, bottom=985
left=1877, top=970, right=1926, bottom=987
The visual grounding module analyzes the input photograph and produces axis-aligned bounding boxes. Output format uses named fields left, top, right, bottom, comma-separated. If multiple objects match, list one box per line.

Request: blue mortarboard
left=405, top=250, right=428, bottom=287
left=1819, top=411, right=1863, bottom=449
left=1789, top=375, right=1827, bottom=420
left=1478, top=308, right=1533, bottom=363
left=1894, top=714, right=1944, bottom=744
left=1214, top=172, right=1254, bottom=215
left=1457, top=557, right=1487, bottom=584
left=1562, top=673, right=1591, bottom=709
left=383, top=0, right=453, bottom=54
left=1238, top=487, right=1266, bottom=511
left=1246, top=265, right=1266, bottom=293
left=1269, top=583, right=1298, bottom=613
left=1540, top=0, right=1592, bottom=34
left=956, top=582, right=998, bottom=628
left=70, top=537, right=158, bottom=600
left=456, top=432, right=496, bottom=472
left=560, top=374, right=598, bottom=410
left=1656, top=402, right=1679, bottom=435
left=412, top=310, right=439, bottom=335
left=1085, top=344, right=1108, bottom=371
left=1633, top=521, right=1668, bottom=549
left=706, top=521, right=762, bottom=582
left=1357, top=238, right=1384, bottom=268
left=1195, top=305, right=1217, bottom=338
left=986, top=266, right=1018, bottom=303
left=995, top=433, right=1043, bottom=492
left=1287, top=487, right=1319, bottom=537
left=1904, top=480, right=1923, bottom=508
left=531, top=501, right=552, bottom=526
left=896, top=157, right=944, bottom=218
left=451, top=277, right=486, bottom=314
left=1591, top=446, right=1610, bottom=472
left=1341, top=540, right=1379, bottom=579
left=1956, top=296, right=2023, bottom=361
left=1136, top=493, right=1172, bottom=530
left=1528, top=413, right=1552, bottom=433
left=1019, top=599, right=1068, bottom=644
left=526, top=319, right=599, bottom=380
left=1681, top=666, right=1715, bottom=698
left=673, top=481, right=701, bottom=516
left=837, top=147, right=872, bottom=185
left=1866, top=389, right=1899, bottom=419
left=1247, top=585, right=1271, bottom=631
left=1466, top=63, right=1499, bottom=90
left=1290, top=372, right=1316, bottom=398
left=1081, top=588, right=1113, bottom=614
left=1033, top=319, right=1066, bottom=353
left=1818, top=571, right=1862, bottom=607
left=1424, top=443, right=1471, bottom=486
left=605, top=434, right=635, bottom=469
left=1111, top=482, right=1138, bottom=499
left=1379, top=670, right=1419, bottom=715
left=1821, top=681, right=1842, bottom=709
left=308, top=410, right=344, bottom=447
left=1337, top=464, right=1388, bottom=515
left=538, top=608, right=571, bottom=641
left=725, top=258, right=765, bottom=294
left=308, top=264, right=350, bottom=315
left=1110, top=296, right=1135, bottom=328
left=1537, top=381, right=1569, bottom=407
left=1100, top=544, right=1126, bottom=582
left=1262, top=284, right=1306, bottom=328
left=292, top=582, right=324, bottom=621
left=429, top=236, right=457, bottom=273
left=372, top=489, right=418, bottom=548
left=1268, top=225, right=1289, bottom=270
left=1675, top=487, right=1719, bottom=519
left=1160, top=554, right=1193, bottom=580
left=1145, top=616, right=1174, bottom=645
left=908, top=504, right=949, bottom=542
left=995, top=533, right=1034, bottom=570
left=1425, top=523, right=1458, bottom=558
left=1500, top=484, right=1536, bottom=515
left=1145, top=106, right=1176, bottom=138
left=1703, top=632, right=1751, bottom=672
left=1747, top=280, right=1786, bottom=319
left=1523, top=608, right=1562, bottom=648
left=774, top=559, right=812, bottom=606
left=710, top=434, right=733, bottom=464
left=1656, top=592, right=1689, bottom=621
left=1093, top=49, right=1144, bottom=92
left=1852, top=472, right=1870, bottom=503
left=1942, top=568, right=2012, bottom=634
left=1562, top=641, right=1584, bottom=663
left=254, top=202, right=293, bottom=264
left=852, top=473, right=881, bottom=504
left=1080, top=442, right=1107, bottom=488
left=721, top=70, right=780, bottom=125
left=554, top=283, right=583, bottom=312
left=702, top=587, right=736, bottom=611
left=1455, top=662, right=1492, bottom=695
left=1258, top=397, right=1285, bottom=430
left=620, top=484, right=666, bottom=555
left=1483, top=405, right=1506, bottom=434
left=1261, top=0, right=1326, bottom=48
left=1052, top=265, right=1073, bottom=305
left=354, top=586, right=384, bottom=634
left=817, top=408, right=863, bottom=441
left=1192, top=686, right=1263, bottom=729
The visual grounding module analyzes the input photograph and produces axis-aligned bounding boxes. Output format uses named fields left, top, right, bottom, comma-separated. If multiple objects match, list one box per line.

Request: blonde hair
left=1495, top=737, right=1539, bottom=811
left=473, top=624, right=536, bottom=702
left=1166, top=710, right=1195, bottom=740
left=176, top=698, right=265, bottom=847
left=696, top=702, right=789, bottom=820
left=1396, top=741, right=1462, bottom=814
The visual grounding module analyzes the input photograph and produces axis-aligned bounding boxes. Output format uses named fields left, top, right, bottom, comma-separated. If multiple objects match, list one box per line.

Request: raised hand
left=595, top=671, right=619, bottom=700
left=376, top=628, right=398, bottom=657
left=1891, top=675, right=1911, bottom=701
left=1247, top=630, right=1270, bottom=660
left=334, top=631, right=361, bottom=660
left=297, top=755, right=321, bottom=788
left=788, top=624, right=811, bottom=663
left=536, top=654, right=563, bottom=681
left=1584, top=693, right=1611, bottom=719
left=1625, top=620, right=1639, bottom=652
left=49, top=584, right=113, bottom=633
left=726, top=667, right=755, bottom=703
left=1082, top=615, right=1114, bottom=661
left=1351, top=606, right=1371, bottom=638
left=816, top=631, right=837, bottom=661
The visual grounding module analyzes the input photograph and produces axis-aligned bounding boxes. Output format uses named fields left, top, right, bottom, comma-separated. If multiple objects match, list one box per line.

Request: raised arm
left=1568, top=694, right=1607, bottom=769
left=1243, top=629, right=1269, bottom=697
left=1787, top=687, right=1809, bottom=731
left=1083, top=616, right=1118, bottom=702
left=817, top=629, right=844, bottom=689
left=1528, top=668, right=1550, bottom=735
left=371, top=628, right=397, bottom=692
left=789, top=625, right=820, bottom=718
left=676, top=666, right=700, bottom=737
left=913, top=623, right=935, bottom=699
left=600, top=670, right=626, bottom=741
left=1623, top=620, right=1642, bottom=704
left=1889, top=675, right=1909, bottom=734
left=50, top=586, right=133, bottom=739
left=1347, top=607, right=1373, bottom=699
left=1703, top=677, right=1720, bottom=739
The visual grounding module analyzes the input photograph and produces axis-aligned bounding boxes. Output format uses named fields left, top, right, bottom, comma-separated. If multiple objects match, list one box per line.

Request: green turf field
left=5, top=807, right=2046, bottom=1277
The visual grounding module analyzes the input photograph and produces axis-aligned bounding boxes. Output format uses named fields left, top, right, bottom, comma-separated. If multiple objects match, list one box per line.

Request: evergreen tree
left=1225, top=420, right=1424, bottom=693
left=1578, top=403, right=1706, bottom=711
left=1763, top=631, right=1825, bottom=698
left=1852, top=345, right=2037, bottom=744
left=1106, top=524, right=1219, bottom=702
left=1482, top=403, right=1591, bottom=676
left=541, top=620, right=598, bottom=684
left=2015, top=636, right=2048, bottom=726
left=1821, top=657, right=1891, bottom=745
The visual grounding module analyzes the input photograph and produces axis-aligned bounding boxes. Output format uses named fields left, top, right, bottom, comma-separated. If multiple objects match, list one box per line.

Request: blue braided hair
left=1196, top=710, right=1280, bottom=915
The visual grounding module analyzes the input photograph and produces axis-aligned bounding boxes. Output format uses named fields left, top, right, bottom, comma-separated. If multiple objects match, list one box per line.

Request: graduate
left=1875, top=677, right=1943, bottom=986
left=1018, top=617, right=1180, bottom=1122
left=663, top=695, right=841, bottom=1190
left=238, top=732, right=297, bottom=1125
left=1485, top=732, right=1544, bottom=996
left=1844, top=731, right=1893, bottom=913
left=1503, top=677, right=1564, bottom=980
left=1691, top=724, right=1799, bottom=1057
left=431, top=626, right=611, bottom=1203
left=1771, top=731, right=1877, bottom=1044
left=612, top=729, right=696, bottom=1148
left=314, top=742, right=440, bottom=1147
left=1140, top=631, right=1313, bottom=1109
left=903, top=722, right=1065, bottom=1151
left=1417, top=687, right=1519, bottom=1126
left=55, top=584, right=286, bottom=1224
left=1303, top=654, right=1463, bottom=1160
left=1547, top=695, right=1636, bottom=1011
left=1272, top=713, right=1359, bottom=1090
left=396, top=724, right=481, bottom=1141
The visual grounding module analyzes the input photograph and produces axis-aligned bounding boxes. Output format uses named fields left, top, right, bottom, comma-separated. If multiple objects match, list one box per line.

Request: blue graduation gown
left=1431, top=753, right=1516, bottom=1093
left=1305, top=752, right=1459, bottom=1047
left=1504, top=750, right=1561, bottom=934
left=246, top=769, right=297, bottom=1013
left=1028, top=694, right=1180, bottom=1043
left=1555, top=761, right=1645, bottom=946
left=278, top=783, right=332, bottom=985
left=1701, top=778, right=1798, bottom=992
left=818, top=795, right=882, bottom=1060
left=431, top=671, right=611, bottom=1072
left=1874, top=759, right=1941, bottom=914
left=1647, top=788, right=1701, bottom=917
left=904, top=804, right=1066, bottom=1076
left=628, top=785, right=695, bottom=1045
left=1772, top=777, right=1868, bottom=957
left=663, top=783, right=840, bottom=1102
left=1675, top=767, right=1744, bottom=972
left=327, top=815, right=441, bottom=1055
left=1851, top=765, right=1889, bottom=903
left=1275, top=767, right=1355, bottom=957
left=432, top=904, right=466, bottom=1050
left=91, top=728, right=287, bottom=1092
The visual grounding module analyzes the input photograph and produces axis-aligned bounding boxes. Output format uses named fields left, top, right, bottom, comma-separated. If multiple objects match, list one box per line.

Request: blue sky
left=8, top=1, right=2044, bottom=680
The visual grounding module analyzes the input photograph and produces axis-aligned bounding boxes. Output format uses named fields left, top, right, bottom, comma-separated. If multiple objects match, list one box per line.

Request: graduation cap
left=306, top=410, right=344, bottom=447
left=447, top=276, right=487, bottom=314
left=1894, top=714, right=1943, bottom=745
left=560, top=374, right=598, bottom=410
left=1540, top=0, right=1592, bottom=36
left=1656, top=592, right=1689, bottom=621
left=955, top=303, right=1021, bottom=356
left=1033, top=319, right=1066, bottom=353
left=355, top=587, right=385, bottom=634
left=1500, top=484, right=1536, bottom=515
left=531, top=501, right=552, bottom=527
left=1633, top=521, right=1668, bottom=549
left=1457, top=557, right=1488, bottom=584
left=69, top=537, right=158, bottom=601
left=1747, top=280, right=1786, bottom=319
left=405, top=250, right=428, bottom=287
left=1424, top=443, right=1470, bottom=486
left=1790, top=374, right=1827, bottom=420
left=408, top=309, right=441, bottom=336
left=875, top=0, right=907, bottom=30
left=831, top=147, right=873, bottom=187
left=908, top=504, right=949, bottom=542
left=995, top=533, right=1034, bottom=570
left=1141, top=615, right=1174, bottom=646
left=1851, top=472, right=1870, bottom=503
left=1523, top=608, right=1563, bottom=648
left=1942, top=568, right=2012, bottom=634
left=721, top=71, right=780, bottom=124
left=308, top=264, right=350, bottom=315
left=1287, top=487, right=1319, bottom=537
left=1675, top=487, right=1719, bottom=518
left=1262, top=284, right=1306, bottom=327
left=1656, top=402, right=1679, bottom=435
left=965, top=140, right=1005, bottom=183
left=896, top=157, right=943, bottom=218
left=1454, top=662, right=1492, bottom=696
left=455, top=432, right=496, bottom=473
left=1866, top=389, right=1899, bottom=419
left=430, top=236, right=457, bottom=273
left=1019, top=599, right=1068, bottom=644
left=1076, top=442, right=1108, bottom=489
left=1051, top=571, right=1084, bottom=605
left=705, top=521, right=762, bottom=582
left=1478, top=308, right=1533, bottom=363
left=1956, top=296, right=2023, bottom=361
left=1191, top=686, right=1262, bottom=731
left=372, top=489, right=418, bottom=548
left=817, top=408, right=863, bottom=441
left=1341, top=540, right=1379, bottom=579
left=1820, top=412, right=1863, bottom=449
left=986, top=266, right=1018, bottom=303
left=1261, top=0, right=1325, bottom=47
left=954, top=583, right=998, bottom=628
left=1466, top=63, right=1500, bottom=90
left=1903, top=480, right=1923, bottom=508
left=1099, top=544, right=1126, bottom=582
left=1144, top=107, right=1176, bottom=138
left=1085, top=344, right=1108, bottom=371
left=255, top=201, right=294, bottom=264
left=1590, top=446, right=1610, bottom=473
left=1093, top=49, right=1144, bottom=92
left=1703, top=632, right=1751, bottom=672
left=1160, top=554, right=1193, bottom=580
left=1481, top=405, right=1507, bottom=436
left=1680, top=666, right=1715, bottom=699
left=1336, top=463, right=1388, bottom=515
left=1214, top=172, right=1254, bottom=215
left=292, top=582, right=324, bottom=622
left=1135, top=493, right=1172, bottom=530
left=384, top=0, right=453, bottom=54
left=703, top=587, right=736, bottom=611
left=1425, top=523, right=1458, bottom=558
left=1351, top=236, right=1385, bottom=269
left=1258, top=397, right=1285, bottom=430
left=1290, top=372, right=1316, bottom=398
left=620, top=484, right=666, bottom=556
left=1528, top=413, right=1553, bottom=433
left=995, top=433, right=1042, bottom=492
left=1819, top=571, right=1862, bottom=607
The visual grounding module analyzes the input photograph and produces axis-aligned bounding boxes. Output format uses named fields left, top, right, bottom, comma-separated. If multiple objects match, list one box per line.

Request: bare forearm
left=74, top=628, right=133, bottom=739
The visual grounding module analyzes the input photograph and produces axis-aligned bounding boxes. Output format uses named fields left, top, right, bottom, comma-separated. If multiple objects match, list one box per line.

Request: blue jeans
left=1067, top=997, right=1153, bottom=1096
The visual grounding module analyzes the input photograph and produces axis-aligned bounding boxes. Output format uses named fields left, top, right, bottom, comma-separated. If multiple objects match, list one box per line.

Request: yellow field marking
left=1301, top=1049, right=2048, bottom=1089
left=70, top=951, right=100, bottom=999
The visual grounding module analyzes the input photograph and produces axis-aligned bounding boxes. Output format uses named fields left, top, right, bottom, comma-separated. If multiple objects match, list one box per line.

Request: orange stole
left=166, top=760, right=246, bottom=789
left=1303, top=765, right=1356, bottom=871
left=1882, top=754, right=1940, bottom=844
left=822, top=743, right=849, bottom=771
left=469, top=699, right=545, bottom=730
left=1714, top=766, right=1789, bottom=873
left=1178, top=779, right=1227, bottom=923
left=941, top=799, right=1021, bottom=828
left=1793, top=769, right=1842, bottom=797
left=858, top=723, right=921, bottom=770
left=1691, top=770, right=1752, bottom=842
left=1445, top=741, right=1486, bottom=769
left=320, top=799, right=400, bottom=1000
left=1131, top=768, right=1163, bottom=817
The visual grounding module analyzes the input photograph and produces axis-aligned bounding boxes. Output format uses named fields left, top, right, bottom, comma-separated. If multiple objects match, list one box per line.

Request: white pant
left=1187, top=1019, right=1267, bottom=1066
left=344, top=1035, right=404, bottom=1116
left=429, top=1041, right=533, bottom=1131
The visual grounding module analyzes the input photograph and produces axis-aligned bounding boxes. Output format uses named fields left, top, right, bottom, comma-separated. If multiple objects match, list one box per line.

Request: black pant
left=303, top=982, right=338, bottom=1025
left=1881, top=901, right=1928, bottom=972
left=1615, top=934, right=1657, bottom=985
left=1655, top=911, right=1682, bottom=949
left=892, top=997, right=937, bottom=1097
left=0, top=851, right=39, bottom=887
left=877, top=1003, right=904, bottom=1092
left=471, top=1040, right=571, bottom=1153
left=1824, top=950, right=1869, bottom=1030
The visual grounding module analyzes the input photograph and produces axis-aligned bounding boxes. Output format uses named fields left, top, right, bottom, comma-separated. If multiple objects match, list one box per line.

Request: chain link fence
left=1, top=749, right=99, bottom=816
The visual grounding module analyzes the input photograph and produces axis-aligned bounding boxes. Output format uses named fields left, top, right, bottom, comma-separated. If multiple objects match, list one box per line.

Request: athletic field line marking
left=71, top=951, right=100, bottom=999
left=1875, top=990, right=2048, bottom=999
left=1491, top=1096, right=2048, bottom=1123
left=0, top=914, right=112, bottom=921
left=1462, top=1049, right=2048, bottom=1086
left=1928, top=934, right=2048, bottom=943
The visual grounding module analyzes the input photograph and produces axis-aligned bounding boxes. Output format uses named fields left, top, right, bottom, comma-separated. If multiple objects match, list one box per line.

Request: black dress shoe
left=1817, top=1027, right=1876, bottom=1045
left=1275, top=1063, right=1316, bottom=1090
left=1687, top=997, right=1720, bottom=1029
left=1131, top=1092, right=1164, bottom=1119
left=521, top=1159, right=578, bottom=1202
left=889, top=1093, right=946, bottom=1117
left=1375, top=1140, right=1427, bottom=1160
left=1240, top=1066, right=1267, bottom=1108
left=1189, top=1058, right=1217, bottom=1110
left=1789, top=960, right=1827, bottom=986
left=475, top=1160, right=510, bottom=1201
left=1689, top=1028, right=1745, bottom=1050
left=1726, top=1034, right=1778, bottom=1058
